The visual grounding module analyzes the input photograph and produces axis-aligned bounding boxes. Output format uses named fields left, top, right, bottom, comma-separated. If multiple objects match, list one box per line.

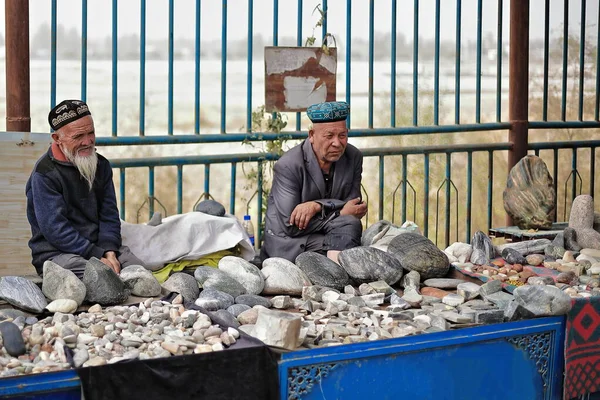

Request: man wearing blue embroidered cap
left=262, top=101, right=366, bottom=263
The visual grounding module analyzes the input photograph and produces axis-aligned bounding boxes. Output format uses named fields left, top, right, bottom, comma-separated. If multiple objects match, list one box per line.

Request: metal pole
left=5, top=0, right=30, bottom=132
left=508, top=0, right=529, bottom=223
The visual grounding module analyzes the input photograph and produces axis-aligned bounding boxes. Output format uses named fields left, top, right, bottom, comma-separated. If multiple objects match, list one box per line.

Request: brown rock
left=503, top=155, right=556, bottom=229
left=421, top=287, right=452, bottom=299
left=556, top=271, right=577, bottom=285
left=512, top=264, right=524, bottom=273
left=492, top=259, right=505, bottom=267
left=519, top=270, right=536, bottom=281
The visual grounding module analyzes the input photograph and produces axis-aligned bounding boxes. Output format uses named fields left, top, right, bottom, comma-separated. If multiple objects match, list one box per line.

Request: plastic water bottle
left=242, top=215, right=255, bottom=247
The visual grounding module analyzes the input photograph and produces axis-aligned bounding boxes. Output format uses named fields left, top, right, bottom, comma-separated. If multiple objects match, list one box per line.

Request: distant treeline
left=23, top=22, right=555, bottom=62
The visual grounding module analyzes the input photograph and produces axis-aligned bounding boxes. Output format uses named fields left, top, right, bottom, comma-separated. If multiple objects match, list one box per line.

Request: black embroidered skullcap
left=48, top=100, right=92, bottom=131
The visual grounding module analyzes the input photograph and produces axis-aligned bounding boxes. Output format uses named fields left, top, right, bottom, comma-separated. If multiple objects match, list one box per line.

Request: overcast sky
left=1, top=0, right=597, bottom=44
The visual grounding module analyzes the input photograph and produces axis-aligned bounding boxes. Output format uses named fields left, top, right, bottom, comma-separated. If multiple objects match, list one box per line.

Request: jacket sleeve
left=96, top=162, right=121, bottom=252
left=30, top=172, right=105, bottom=259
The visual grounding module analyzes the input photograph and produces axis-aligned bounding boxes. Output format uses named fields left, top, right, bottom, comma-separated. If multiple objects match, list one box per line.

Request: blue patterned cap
left=306, top=101, right=349, bottom=123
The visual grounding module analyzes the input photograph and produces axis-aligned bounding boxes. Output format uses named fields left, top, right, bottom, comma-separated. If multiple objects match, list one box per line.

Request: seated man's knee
left=336, top=214, right=363, bottom=232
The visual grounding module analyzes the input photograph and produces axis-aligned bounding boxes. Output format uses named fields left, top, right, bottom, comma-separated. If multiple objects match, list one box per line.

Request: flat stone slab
left=0, top=277, right=47, bottom=313
left=423, top=279, right=464, bottom=289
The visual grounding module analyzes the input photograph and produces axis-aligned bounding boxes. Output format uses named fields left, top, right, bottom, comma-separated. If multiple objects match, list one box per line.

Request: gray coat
left=262, top=139, right=363, bottom=261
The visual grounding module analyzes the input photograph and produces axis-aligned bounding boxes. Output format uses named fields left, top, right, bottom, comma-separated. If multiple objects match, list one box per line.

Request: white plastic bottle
left=242, top=215, right=255, bottom=247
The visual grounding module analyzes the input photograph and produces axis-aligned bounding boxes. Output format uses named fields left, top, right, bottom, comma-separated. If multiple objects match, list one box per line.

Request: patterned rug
left=564, top=297, right=600, bottom=399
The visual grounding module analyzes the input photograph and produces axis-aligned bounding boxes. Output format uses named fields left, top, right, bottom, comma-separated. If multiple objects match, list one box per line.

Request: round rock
left=338, top=246, right=404, bottom=285
left=194, top=199, right=226, bottom=216
left=295, top=252, right=352, bottom=290
left=194, top=266, right=246, bottom=298
left=387, top=233, right=450, bottom=279
left=261, top=258, right=312, bottom=296
left=218, top=256, right=264, bottom=295
left=120, top=265, right=162, bottom=297
left=42, top=260, right=86, bottom=306
left=162, top=272, right=200, bottom=303
left=235, top=294, right=272, bottom=308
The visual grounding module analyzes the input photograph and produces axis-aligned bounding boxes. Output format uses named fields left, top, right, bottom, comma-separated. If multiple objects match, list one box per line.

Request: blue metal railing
left=25, top=0, right=600, bottom=247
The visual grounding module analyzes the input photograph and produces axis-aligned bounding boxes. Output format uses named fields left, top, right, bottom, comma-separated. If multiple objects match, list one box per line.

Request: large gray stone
left=569, top=195, right=600, bottom=249
left=470, top=231, right=496, bottom=264
left=295, top=252, right=352, bottom=290
left=42, top=260, right=86, bottom=306
left=197, top=288, right=234, bottom=310
left=82, top=258, right=129, bottom=306
left=482, top=291, right=514, bottom=310
left=235, top=294, right=272, bottom=308
left=194, top=266, right=247, bottom=298
left=501, top=248, right=527, bottom=265
left=563, top=227, right=582, bottom=252
left=296, top=251, right=352, bottom=290
left=162, top=272, right=200, bottom=303
left=218, top=256, right=264, bottom=295
left=513, top=285, right=572, bottom=316
left=503, top=155, right=556, bottom=229
left=338, top=246, right=404, bottom=285
left=211, top=309, right=240, bottom=328
left=120, top=265, right=162, bottom=297
left=361, top=220, right=392, bottom=246
left=261, top=258, right=312, bottom=296
left=0, top=276, right=47, bottom=313
left=496, top=239, right=551, bottom=256
left=387, top=234, right=449, bottom=279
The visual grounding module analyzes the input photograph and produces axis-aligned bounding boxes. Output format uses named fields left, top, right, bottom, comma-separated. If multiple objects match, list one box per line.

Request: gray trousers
left=47, top=246, right=144, bottom=279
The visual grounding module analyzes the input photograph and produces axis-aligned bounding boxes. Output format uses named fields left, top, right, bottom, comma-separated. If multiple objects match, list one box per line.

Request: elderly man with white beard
left=26, top=99, right=145, bottom=279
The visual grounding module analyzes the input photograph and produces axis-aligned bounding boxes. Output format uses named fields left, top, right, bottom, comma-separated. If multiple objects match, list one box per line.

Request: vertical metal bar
left=444, top=153, right=452, bottom=247
left=120, top=169, right=126, bottom=220
left=597, top=4, right=600, bottom=121
left=5, top=0, right=31, bottom=132
left=296, top=0, right=302, bottom=131
left=168, top=0, right=174, bottom=135
left=230, top=163, right=237, bottom=215
left=177, top=166, right=183, bottom=215
left=401, top=155, right=407, bottom=222
left=204, top=165, right=210, bottom=198
left=423, top=154, right=430, bottom=237
left=322, top=0, right=328, bottom=38
left=148, top=167, right=155, bottom=218
left=572, top=149, right=578, bottom=201
left=112, top=0, right=118, bottom=136
left=433, top=0, right=440, bottom=125
left=139, top=0, right=146, bottom=136
left=496, top=0, right=503, bottom=122
left=413, top=0, right=419, bottom=126
left=487, top=151, right=494, bottom=231
left=220, top=0, right=228, bottom=133
left=257, top=162, right=264, bottom=245
left=81, top=0, right=88, bottom=102
left=476, top=0, right=483, bottom=123
left=542, top=0, right=550, bottom=121
left=591, top=148, right=596, bottom=196
left=346, top=0, right=352, bottom=128
left=390, top=0, right=397, bottom=127
left=508, top=0, right=529, bottom=223
left=466, top=152, right=473, bottom=242
left=578, top=0, right=586, bottom=121
left=379, top=156, right=384, bottom=220
left=561, top=0, right=569, bottom=121
left=368, top=0, right=374, bottom=129
left=553, top=149, right=559, bottom=221
left=50, top=0, right=57, bottom=110
left=194, top=0, right=201, bottom=134
left=455, top=0, right=462, bottom=125
left=273, top=0, right=279, bottom=45
left=247, top=0, right=254, bottom=132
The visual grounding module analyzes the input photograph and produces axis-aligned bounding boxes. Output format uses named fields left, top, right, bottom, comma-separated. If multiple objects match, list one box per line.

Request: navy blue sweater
left=26, top=148, right=121, bottom=274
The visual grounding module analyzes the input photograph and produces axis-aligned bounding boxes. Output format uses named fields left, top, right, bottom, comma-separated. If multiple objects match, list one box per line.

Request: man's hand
left=290, top=201, right=322, bottom=230
left=340, top=197, right=368, bottom=219
left=101, top=251, right=121, bottom=274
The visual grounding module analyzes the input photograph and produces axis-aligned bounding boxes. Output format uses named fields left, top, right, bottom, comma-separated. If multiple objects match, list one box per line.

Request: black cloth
left=77, top=303, right=279, bottom=400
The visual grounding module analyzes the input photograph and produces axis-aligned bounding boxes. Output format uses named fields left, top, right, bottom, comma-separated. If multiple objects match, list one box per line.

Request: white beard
left=62, top=146, right=98, bottom=191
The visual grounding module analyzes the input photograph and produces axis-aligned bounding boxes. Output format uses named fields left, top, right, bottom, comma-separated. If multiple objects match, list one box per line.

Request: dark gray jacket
left=262, top=139, right=363, bottom=261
